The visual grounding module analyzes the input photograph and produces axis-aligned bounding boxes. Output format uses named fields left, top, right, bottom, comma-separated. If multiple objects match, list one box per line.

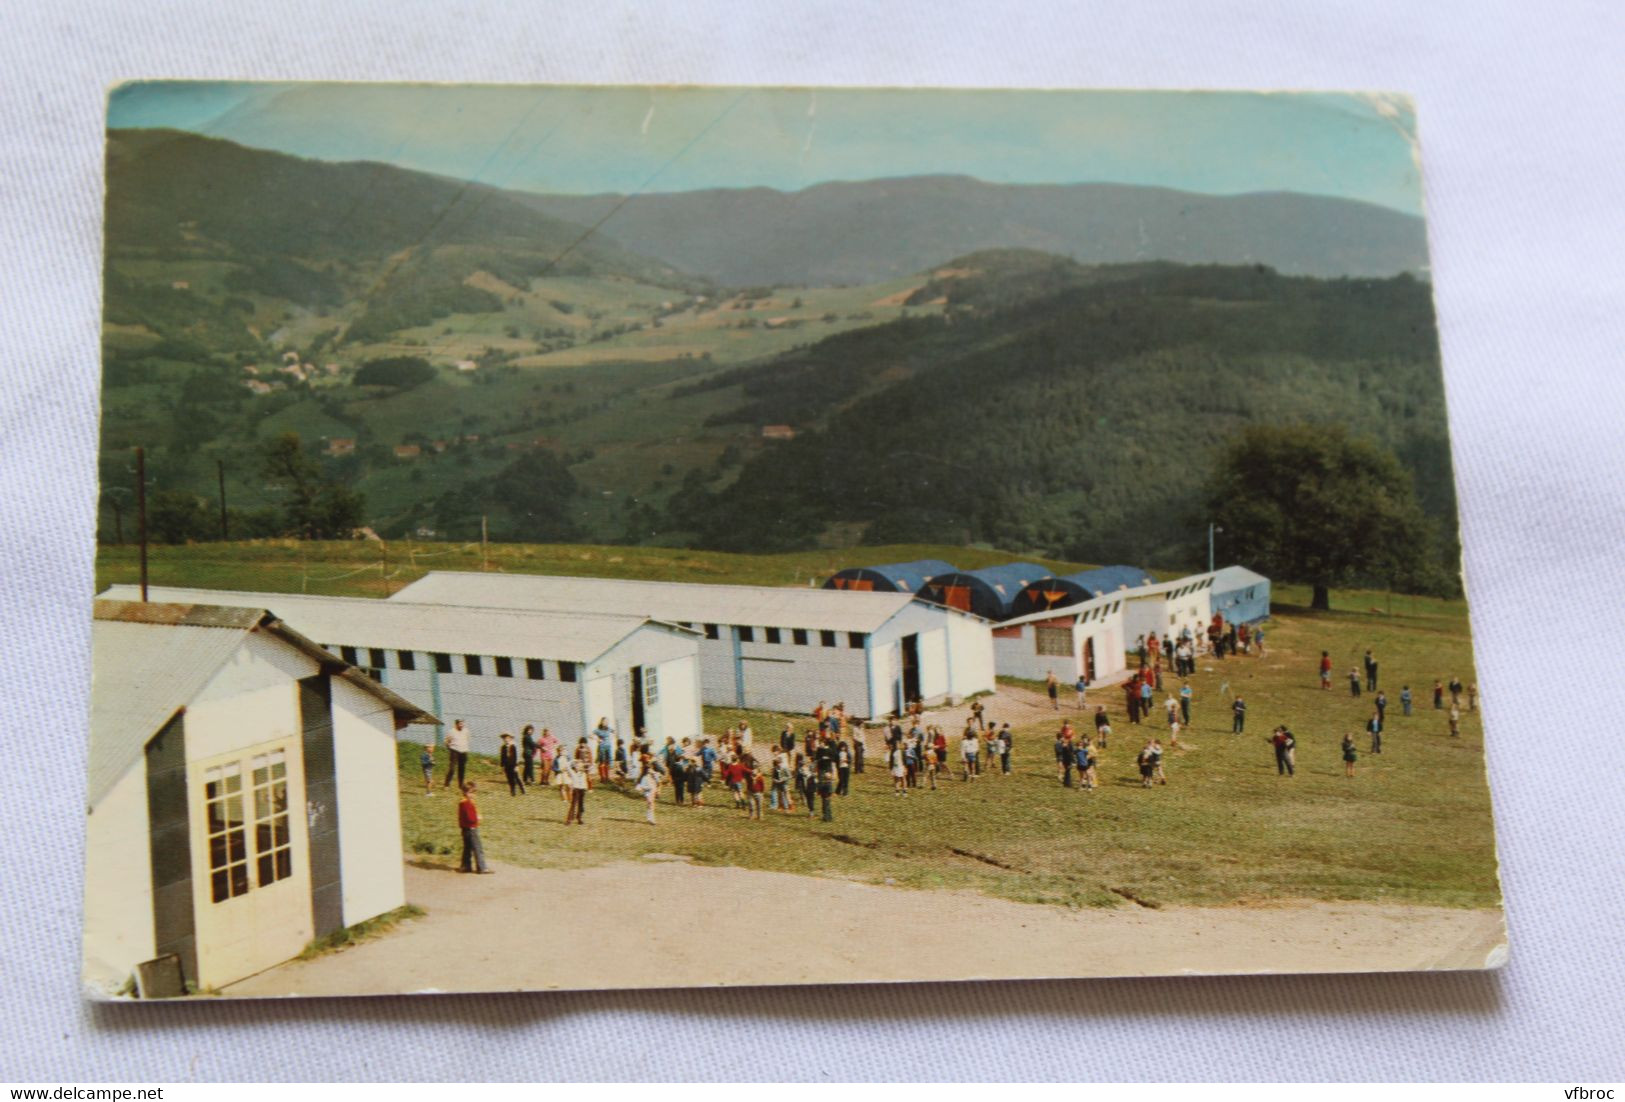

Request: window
left=1035, top=626, right=1072, bottom=657
left=432, top=652, right=452, bottom=674
left=792, top=628, right=809, bottom=646
left=368, top=647, right=387, bottom=670
left=848, top=632, right=867, bottom=649
left=464, top=654, right=483, bottom=676
left=204, top=762, right=248, bottom=903
left=703, top=623, right=720, bottom=641
left=250, top=750, right=292, bottom=888
left=494, top=656, right=513, bottom=678
left=397, top=650, right=416, bottom=671
left=525, top=658, right=545, bottom=680
left=820, top=630, right=837, bottom=647
left=644, top=666, right=659, bottom=706
left=559, top=661, right=578, bottom=683
left=764, top=627, right=781, bottom=644
left=736, top=626, right=755, bottom=643
left=339, top=645, right=359, bottom=666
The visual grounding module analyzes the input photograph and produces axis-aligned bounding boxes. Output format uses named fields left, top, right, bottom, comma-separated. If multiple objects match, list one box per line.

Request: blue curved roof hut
left=824, top=559, right=957, bottom=595
left=916, top=562, right=1050, bottom=621
left=1007, top=565, right=1155, bottom=618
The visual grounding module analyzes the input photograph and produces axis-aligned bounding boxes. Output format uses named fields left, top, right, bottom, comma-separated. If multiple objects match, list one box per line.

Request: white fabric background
left=2, top=0, right=1622, bottom=1083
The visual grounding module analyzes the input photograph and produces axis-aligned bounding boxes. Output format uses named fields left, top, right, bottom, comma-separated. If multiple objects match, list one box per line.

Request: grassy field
left=94, top=540, right=1499, bottom=912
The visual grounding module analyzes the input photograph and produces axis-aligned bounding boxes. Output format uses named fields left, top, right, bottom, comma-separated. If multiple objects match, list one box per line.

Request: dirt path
left=225, top=860, right=1505, bottom=998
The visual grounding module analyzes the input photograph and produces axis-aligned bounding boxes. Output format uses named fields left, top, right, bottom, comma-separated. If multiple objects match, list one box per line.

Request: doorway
left=901, top=634, right=921, bottom=704
left=629, top=665, right=646, bottom=735
left=1083, top=636, right=1096, bottom=684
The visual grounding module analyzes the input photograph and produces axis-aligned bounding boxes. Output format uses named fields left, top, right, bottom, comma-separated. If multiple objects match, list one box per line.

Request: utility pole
left=216, top=459, right=229, bottom=541
left=1207, top=523, right=1217, bottom=574
left=135, top=446, right=149, bottom=602
left=481, top=514, right=489, bottom=571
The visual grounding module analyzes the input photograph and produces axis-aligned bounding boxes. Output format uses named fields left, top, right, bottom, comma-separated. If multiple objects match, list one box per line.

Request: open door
left=901, top=633, right=921, bottom=704
left=1083, top=636, right=1096, bottom=683
left=629, top=666, right=646, bottom=735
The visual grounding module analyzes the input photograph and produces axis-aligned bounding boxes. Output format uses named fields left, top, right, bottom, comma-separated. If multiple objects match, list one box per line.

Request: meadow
left=94, top=540, right=1499, bottom=912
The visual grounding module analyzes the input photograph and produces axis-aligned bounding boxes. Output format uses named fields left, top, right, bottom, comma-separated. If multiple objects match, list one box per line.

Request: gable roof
left=98, top=585, right=693, bottom=663
left=390, top=571, right=943, bottom=634
left=1209, top=564, right=1270, bottom=593
left=89, top=600, right=435, bottom=808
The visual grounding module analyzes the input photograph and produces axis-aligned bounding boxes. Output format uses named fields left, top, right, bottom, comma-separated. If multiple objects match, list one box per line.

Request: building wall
left=81, top=763, right=155, bottom=995
left=870, top=602, right=996, bottom=709
left=944, top=610, right=997, bottom=698
left=591, top=627, right=704, bottom=743
left=381, top=664, right=585, bottom=755
left=650, top=655, right=701, bottom=741
left=330, top=677, right=407, bottom=929
left=1212, top=581, right=1271, bottom=625
left=1124, top=588, right=1212, bottom=646
left=737, top=627, right=870, bottom=716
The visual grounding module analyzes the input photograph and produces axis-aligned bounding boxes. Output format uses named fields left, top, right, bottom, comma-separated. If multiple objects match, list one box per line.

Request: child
left=1151, top=739, right=1167, bottom=785
left=419, top=745, right=435, bottom=795
left=748, top=765, right=765, bottom=820
left=1342, top=734, right=1358, bottom=777
left=635, top=755, right=660, bottom=824
left=999, top=723, right=1013, bottom=774
left=564, top=756, right=589, bottom=824
left=498, top=732, right=525, bottom=796
left=457, top=782, right=490, bottom=873
left=1401, top=685, right=1413, bottom=717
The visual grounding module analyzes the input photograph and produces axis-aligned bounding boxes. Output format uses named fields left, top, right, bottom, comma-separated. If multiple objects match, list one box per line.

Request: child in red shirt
left=458, top=782, right=491, bottom=874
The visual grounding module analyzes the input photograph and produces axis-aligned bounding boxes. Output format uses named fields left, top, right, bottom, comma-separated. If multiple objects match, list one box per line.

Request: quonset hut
left=1006, top=565, right=1155, bottom=619
left=823, top=559, right=956, bottom=594
left=915, top=562, right=1051, bottom=622
left=390, top=571, right=995, bottom=718
left=1209, top=565, right=1271, bottom=625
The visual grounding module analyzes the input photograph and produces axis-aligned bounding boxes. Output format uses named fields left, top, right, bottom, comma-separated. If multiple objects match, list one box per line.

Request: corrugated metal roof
left=1210, top=564, right=1270, bottom=592
left=100, top=585, right=677, bottom=662
left=1056, top=565, right=1155, bottom=595
left=824, top=559, right=956, bottom=594
left=89, top=600, right=438, bottom=807
left=89, top=613, right=252, bottom=808
left=1000, top=590, right=1122, bottom=628
left=391, top=571, right=927, bottom=633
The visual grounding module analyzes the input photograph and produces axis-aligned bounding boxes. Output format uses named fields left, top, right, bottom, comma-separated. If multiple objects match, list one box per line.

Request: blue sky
left=108, top=83, right=1424, bottom=214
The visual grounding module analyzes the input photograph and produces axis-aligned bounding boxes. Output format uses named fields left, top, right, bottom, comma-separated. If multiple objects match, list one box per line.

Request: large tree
left=261, top=432, right=365, bottom=538
left=1205, top=424, right=1438, bottom=610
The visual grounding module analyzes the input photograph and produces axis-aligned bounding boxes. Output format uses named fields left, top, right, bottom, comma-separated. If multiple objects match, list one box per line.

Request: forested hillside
left=657, top=254, right=1459, bottom=584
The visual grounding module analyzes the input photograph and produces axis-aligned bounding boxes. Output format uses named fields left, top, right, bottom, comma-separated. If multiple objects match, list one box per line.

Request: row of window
left=693, top=623, right=867, bottom=649
left=333, top=646, right=578, bottom=683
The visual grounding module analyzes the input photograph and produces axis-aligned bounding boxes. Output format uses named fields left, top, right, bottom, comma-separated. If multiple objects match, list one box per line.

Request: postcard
left=86, top=83, right=1502, bottom=998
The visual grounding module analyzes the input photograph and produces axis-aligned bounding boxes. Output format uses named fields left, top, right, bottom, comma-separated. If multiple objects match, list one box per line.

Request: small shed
left=915, top=562, right=1051, bottom=622
left=823, top=559, right=956, bottom=595
left=1007, top=565, right=1154, bottom=618
left=1209, top=565, right=1271, bottom=625
left=100, top=586, right=704, bottom=753
left=83, top=600, right=436, bottom=997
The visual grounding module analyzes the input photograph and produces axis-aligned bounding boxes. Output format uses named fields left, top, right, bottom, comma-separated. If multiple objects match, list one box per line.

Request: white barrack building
left=991, top=591, right=1129, bottom=686
left=100, top=585, right=703, bottom=753
left=391, top=571, right=996, bottom=718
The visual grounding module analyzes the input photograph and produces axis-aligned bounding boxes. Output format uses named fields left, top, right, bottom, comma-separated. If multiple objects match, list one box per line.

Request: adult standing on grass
left=1055, top=726, right=1073, bottom=788
left=1342, top=734, right=1358, bottom=778
left=801, top=753, right=819, bottom=814
left=888, top=744, right=907, bottom=796
left=1075, top=674, right=1087, bottom=709
left=1375, top=690, right=1388, bottom=727
left=1364, top=649, right=1379, bottom=692
left=1179, top=682, right=1193, bottom=727
left=442, top=719, right=470, bottom=789
left=961, top=727, right=980, bottom=782
left=1046, top=671, right=1060, bottom=711
left=771, top=752, right=792, bottom=812
left=1400, top=685, right=1413, bottom=717
left=816, top=762, right=836, bottom=822
left=999, top=723, right=1014, bottom=774
left=1348, top=668, right=1362, bottom=697
left=1269, top=727, right=1295, bottom=776
left=520, top=725, right=538, bottom=787
left=1367, top=711, right=1383, bottom=755
left=457, top=781, right=491, bottom=874
left=1449, top=676, right=1464, bottom=708
left=1231, top=695, right=1247, bottom=734
left=1124, top=679, right=1141, bottom=725
left=836, top=741, right=852, bottom=796
left=1139, top=677, right=1155, bottom=722
left=1433, top=679, right=1445, bottom=710
left=593, top=717, right=614, bottom=783
left=1319, top=651, right=1333, bottom=690
left=499, top=732, right=526, bottom=796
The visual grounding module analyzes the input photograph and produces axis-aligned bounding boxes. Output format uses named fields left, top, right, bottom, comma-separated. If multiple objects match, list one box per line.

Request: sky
left=107, top=83, right=1425, bottom=215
